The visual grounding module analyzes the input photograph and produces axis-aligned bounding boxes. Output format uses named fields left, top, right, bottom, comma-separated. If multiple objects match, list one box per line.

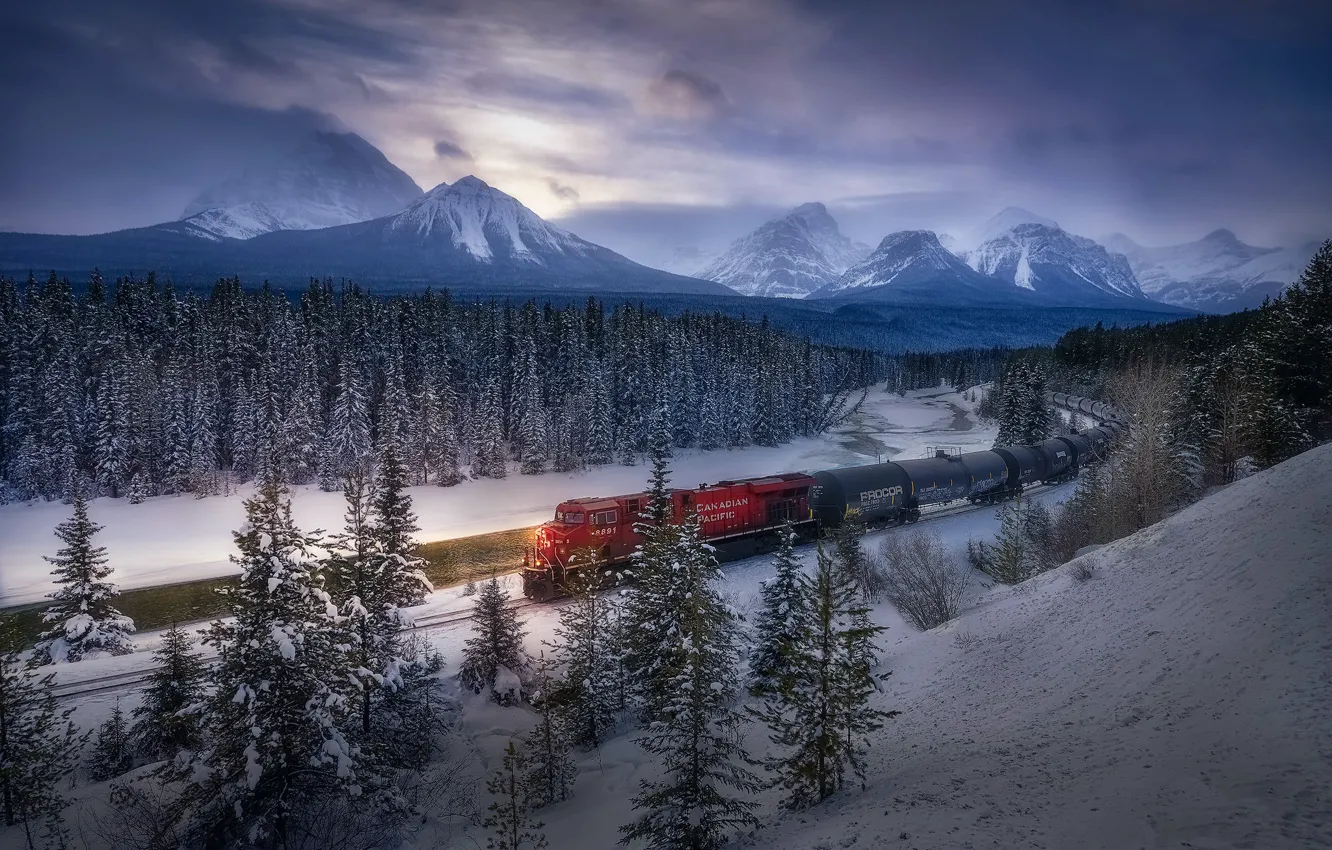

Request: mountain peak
left=969, top=207, right=1060, bottom=248
left=451, top=175, right=491, bottom=191
left=697, top=202, right=869, bottom=298
left=1202, top=227, right=1241, bottom=245
left=180, top=130, right=423, bottom=239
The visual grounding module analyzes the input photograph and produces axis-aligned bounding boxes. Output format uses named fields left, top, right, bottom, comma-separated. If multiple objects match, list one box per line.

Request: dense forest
left=0, top=273, right=894, bottom=504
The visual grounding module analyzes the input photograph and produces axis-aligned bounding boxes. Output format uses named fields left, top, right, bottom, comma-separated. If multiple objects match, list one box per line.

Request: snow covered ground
left=0, top=384, right=991, bottom=607
left=26, top=433, right=1331, bottom=850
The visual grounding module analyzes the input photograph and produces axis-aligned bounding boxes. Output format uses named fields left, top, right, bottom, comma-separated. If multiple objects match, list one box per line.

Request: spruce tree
left=482, top=741, right=548, bottom=850
left=621, top=406, right=682, bottom=721
left=547, top=559, right=619, bottom=749
left=830, top=512, right=875, bottom=602
left=34, top=494, right=135, bottom=664
left=619, top=511, right=759, bottom=850
left=131, top=623, right=206, bottom=760
left=0, top=618, right=83, bottom=849
left=757, top=546, right=895, bottom=808
left=523, top=657, right=576, bottom=808
left=89, top=701, right=133, bottom=782
left=459, top=577, right=529, bottom=704
left=989, top=493, right=1041, bottom=584
left=173, top=473, right=360, bottom=848
left=747, top=526, right=807, bottom=698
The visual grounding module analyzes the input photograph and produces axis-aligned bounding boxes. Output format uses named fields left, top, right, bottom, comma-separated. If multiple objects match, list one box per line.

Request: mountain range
left=0, top=132, right=1317, bottom=310
left=1101, top=229, right=1320, bottom=312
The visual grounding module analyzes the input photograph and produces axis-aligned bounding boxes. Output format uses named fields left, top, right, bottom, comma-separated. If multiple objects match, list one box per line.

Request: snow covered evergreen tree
left=88, top=700, right=133, bottom=782
left=474, top=372, right=509, bottom=479
left=173, top=473, right=361, bottom=847
left=747, top=526, right=807, bottom=698
left=0, top=618, right=83, bottom=849
left=33, top=494, right=134, bottom=664
left=619, top=511, right=759, bottom=850
left=523, top=657, right=576, bottom=808
left=482, top=741, right=548, bottom=850
left=130, top=623, right=206, bottom=760
left=755, top=544, right=894, bottom=808
left=987, top=493, right=1049, bottom=584
left=547, top=558, right=619, bottom=749
left=459, top=577, right=529, bottom=704
left=830, top=512, right=877, bottom=602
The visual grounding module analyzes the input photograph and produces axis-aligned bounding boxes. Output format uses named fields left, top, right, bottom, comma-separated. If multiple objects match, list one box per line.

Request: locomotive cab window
left=590, top=510, right=618, bottom=526
left=556, top=511, right=584, bottom=524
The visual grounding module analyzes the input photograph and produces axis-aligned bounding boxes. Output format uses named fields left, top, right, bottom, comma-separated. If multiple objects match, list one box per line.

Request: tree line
left=0, top=273, right=885, bottom=504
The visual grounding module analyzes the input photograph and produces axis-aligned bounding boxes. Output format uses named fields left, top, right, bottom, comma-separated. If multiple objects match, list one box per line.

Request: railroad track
left=51, top=598, right=545, bottom=702
left=49, top=489, right=1050, bottom=703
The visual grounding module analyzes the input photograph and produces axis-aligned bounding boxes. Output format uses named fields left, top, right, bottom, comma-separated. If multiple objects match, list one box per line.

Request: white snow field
left=0, top=384, right=988, bottom=607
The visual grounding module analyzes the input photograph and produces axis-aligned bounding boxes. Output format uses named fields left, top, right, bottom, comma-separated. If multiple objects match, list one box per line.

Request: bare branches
left=876, top=532, right=970, bottom=631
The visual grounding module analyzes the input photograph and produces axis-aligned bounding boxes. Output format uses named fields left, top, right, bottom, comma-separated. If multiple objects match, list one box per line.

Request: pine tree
left=173, top=474, right=361, bottom=848
left=622, top=406, right=682, bottom=720
left=830, top=513, right=876, bottom=602
left=130, top=623, right=206, bottom=760
left=747, top=526, right=807, bottom=698
left=988, top=493, right=1044, bottom=584
left=619, top=512, right=760, bottom=850
left=89, top=700, right=133, bottom=782
left=459, top=577, right=529, bottom=704
left=523, top=657, right=576, bottom=808
left=482, top=741, right=548, bottom=850
left=546, top=559, right=618, bottom=749
left=757, top=546, right=895, bottom=809
left=0, top=618, right=83, bottom=849
left=34, top=494, right=135, bottom=664
left=474, top=372, right=509, bottom=479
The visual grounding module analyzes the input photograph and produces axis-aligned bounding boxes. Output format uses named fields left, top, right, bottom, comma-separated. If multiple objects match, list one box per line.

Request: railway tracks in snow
left=51, top=599, right=544, bottom=703
left=50, top=488, right=1051, bottom=703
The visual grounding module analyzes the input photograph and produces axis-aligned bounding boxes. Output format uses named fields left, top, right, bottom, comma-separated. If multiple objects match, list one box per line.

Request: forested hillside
left=0, top=273, right=884, bottom=504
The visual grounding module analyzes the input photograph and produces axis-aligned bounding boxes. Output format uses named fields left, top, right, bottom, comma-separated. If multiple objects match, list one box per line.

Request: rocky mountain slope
left=963, top=218, right=1148, bottom=303
left=696, top=202, right=869, bottom=298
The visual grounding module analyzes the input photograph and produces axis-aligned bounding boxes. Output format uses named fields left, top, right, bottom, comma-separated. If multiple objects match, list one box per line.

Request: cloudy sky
left=1, top=0, right=1328, bottom=264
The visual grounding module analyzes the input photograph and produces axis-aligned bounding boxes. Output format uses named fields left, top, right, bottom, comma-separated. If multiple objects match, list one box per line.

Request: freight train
left=520, top=392, right=1123, bottom=601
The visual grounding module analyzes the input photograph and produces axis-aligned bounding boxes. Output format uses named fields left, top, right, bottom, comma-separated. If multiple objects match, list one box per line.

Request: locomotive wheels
left=527, top=581, right=554, bottom=603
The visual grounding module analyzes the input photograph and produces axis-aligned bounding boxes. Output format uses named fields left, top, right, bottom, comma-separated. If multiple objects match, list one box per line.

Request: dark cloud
left=0, top=0, right=1328, bottom=246
left=433, top=139, right=474, bottom=161
left=645, top=69, right=729, bottom=120
left=545, top=179, right=580, bottom=202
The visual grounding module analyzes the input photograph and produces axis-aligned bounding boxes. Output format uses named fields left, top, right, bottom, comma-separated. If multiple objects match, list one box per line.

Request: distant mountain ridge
left=962, top=219, right=1147, bottom=302
left=810, top=229, right=1029, bottom=305
left=1102, top=229, right=1318, bottom=311
left=696, top=202, right=870, bottom=298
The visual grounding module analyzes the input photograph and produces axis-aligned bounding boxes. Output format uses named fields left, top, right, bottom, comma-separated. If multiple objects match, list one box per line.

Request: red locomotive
left=520, top=472, right=818, bottom=601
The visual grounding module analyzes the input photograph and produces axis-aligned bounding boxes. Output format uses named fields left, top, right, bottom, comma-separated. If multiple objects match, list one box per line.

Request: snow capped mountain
left=810, top=230, right=1024, bottom=304
left=179, top=131, right=423, bottom=239
left=380, top=176, right=598, bottom=262
left=697, top=202, right=870, bottom=298
left=965, top=221, right=1147, bottom=303
left=1102, top=229, right=1317, bottom=311
left=963, top=207, right=1059, bottom=251
left=237, top=174, right=732, bottom=294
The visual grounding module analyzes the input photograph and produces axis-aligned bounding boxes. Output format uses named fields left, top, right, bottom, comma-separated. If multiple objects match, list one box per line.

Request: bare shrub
left=1071, top=558, right=1096, bottom=582
left=80, top=780, right=185, bottom=850
left=953, top=630, right=984, bottom=651
left=965, top=538, right=992, bottom=574
left=878, top=532, right=971, bottom=630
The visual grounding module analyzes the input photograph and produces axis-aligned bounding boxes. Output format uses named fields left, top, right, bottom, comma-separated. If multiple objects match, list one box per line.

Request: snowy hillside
left=1104, top=230, right=1318, bottom=311
left=696, top=202, right=870, bottom=298
left=965, top=221, right=1148, bottom=303
left=177, top=131, right=424, bottom=239
left=811, top=229, right=1023, bottom=304
left=744, top=441, right=1332, bottom=849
